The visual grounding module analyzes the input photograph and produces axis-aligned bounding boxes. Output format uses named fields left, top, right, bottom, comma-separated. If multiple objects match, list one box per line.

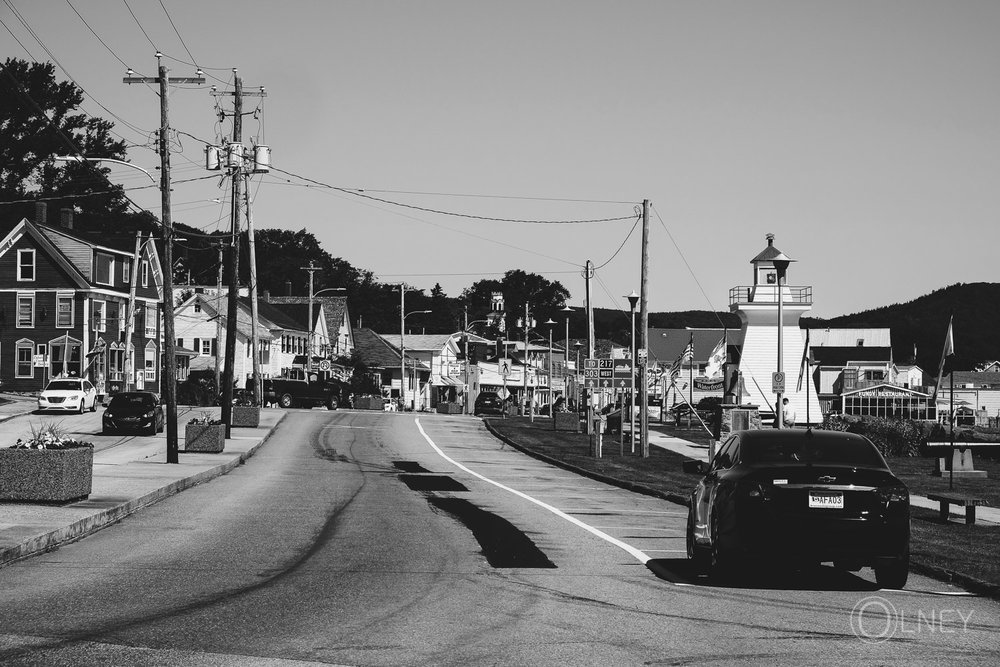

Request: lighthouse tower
left=731, top=234, right=821, bottom=425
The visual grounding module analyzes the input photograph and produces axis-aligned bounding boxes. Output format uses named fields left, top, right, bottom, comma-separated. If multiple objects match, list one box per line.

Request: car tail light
left=741, top=481, right=769, bottom=500
left=876, top=486, right=909, bottom=505
left=143, top=410, right=155, bottom=418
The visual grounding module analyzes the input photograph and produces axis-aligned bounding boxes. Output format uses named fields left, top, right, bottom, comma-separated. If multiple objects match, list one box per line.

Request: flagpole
left=949, top=363, right=955, bottom=491
left=688, top=333, right=694, bottom=429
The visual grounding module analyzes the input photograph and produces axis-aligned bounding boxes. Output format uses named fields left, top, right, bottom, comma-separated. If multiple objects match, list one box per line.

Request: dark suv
left=474, top=393, right=505, bottom=416
left=102, top=391, right=164, bottom=435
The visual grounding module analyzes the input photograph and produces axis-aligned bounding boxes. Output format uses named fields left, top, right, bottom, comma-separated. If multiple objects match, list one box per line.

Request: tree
left=461, top=270, right=571, bottom=338
left=0, top=58, right=155, bottom=234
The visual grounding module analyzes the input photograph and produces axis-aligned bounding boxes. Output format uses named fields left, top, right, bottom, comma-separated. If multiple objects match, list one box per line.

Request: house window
left=56, top=293, right=74, bottom=328
left=122, top=260, right=130, bottom=284
left=201, top=338, right=213, bottom=356
left=92, top=300, right=106, bottom=332
left=141, top=261, right=149, bottom=287
left=15, top=340, right=33, bottom=378
left=194, top=302, right=201, bottom=313
left=144, top=341, right=156, bottom=381
left=17, top=249, right=35, bottom=281
left=144, top=304, right=156, bottom=338
left=16, top=293, right=34, bottom=327
left=36, top=343, right=47, bottom=361
left=95, top=253, right=114, bottom=286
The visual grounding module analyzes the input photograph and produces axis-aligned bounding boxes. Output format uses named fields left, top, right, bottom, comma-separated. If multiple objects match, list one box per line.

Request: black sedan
left=474, top=393, right=506, bottom=416
left=102, top=391, right=165, bottom=436
left=684, top=428, right=910, bottom=588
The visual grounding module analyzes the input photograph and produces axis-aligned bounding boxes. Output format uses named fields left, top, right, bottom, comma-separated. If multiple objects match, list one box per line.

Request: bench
left=926, top=492, right=988, bottom=525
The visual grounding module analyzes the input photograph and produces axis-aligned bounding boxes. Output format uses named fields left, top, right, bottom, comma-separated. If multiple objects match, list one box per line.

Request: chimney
left=35, top=201, right=47, bottom=224
left=285, top=280, right=293, bottom=296
left=60, top=207, right=73, bottom=230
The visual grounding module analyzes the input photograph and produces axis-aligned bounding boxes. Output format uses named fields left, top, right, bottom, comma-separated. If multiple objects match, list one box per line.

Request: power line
left=65, top=0, right=142, bottom=74
left=158, top=0, right=198, bottom=69
left=593, top=206, right=641, bottom=269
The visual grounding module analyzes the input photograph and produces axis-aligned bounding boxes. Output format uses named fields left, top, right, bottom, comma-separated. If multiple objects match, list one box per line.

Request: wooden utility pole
left=212, top=72, right=265, bottom=435
left=246, top=187, right=261, bottom=404
left=640, top=199, right=650, bottom=457
left=585, top=259, right=595, bottom=434
left=215, top=242, right=223, bottom=393
left=124, top=57, right=204, bottom=464
left=302, top=261, right=320, bottom=374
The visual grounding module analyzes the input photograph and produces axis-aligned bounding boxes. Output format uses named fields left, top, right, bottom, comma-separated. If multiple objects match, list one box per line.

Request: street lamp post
left=518, top=304, right=537, bottom=422
left=544, top=318, right=557, bottom=410
left=461, top=316, right=491, bottom=415
left=400, top=293, right=431, bottom=411
left=772, top=248, right=794, bottom=428
left=626, top=291, right=639, bottom=453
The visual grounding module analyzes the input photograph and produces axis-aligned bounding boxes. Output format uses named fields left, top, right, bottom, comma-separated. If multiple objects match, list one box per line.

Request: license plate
left=808, top=492, right=844, bottom=509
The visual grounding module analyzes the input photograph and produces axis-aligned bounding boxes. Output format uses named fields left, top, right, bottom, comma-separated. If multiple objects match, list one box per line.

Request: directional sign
left=612, top=359, right=632, bottom=380
left=772, top=371, right=785, bottom=394
left=585, top=358, right=598, bottom=370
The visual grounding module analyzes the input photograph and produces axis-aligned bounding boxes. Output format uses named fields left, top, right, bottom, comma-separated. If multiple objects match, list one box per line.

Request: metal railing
left=729, top=285, right=812, bottom=306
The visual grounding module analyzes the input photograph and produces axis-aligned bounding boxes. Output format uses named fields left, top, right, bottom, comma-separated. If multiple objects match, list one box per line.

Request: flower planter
left=184, top=423, right=226, bottom=453
left=553, top=412, right=581, bottom=432
left=0, top=446, right=94, bottom=502
left=232, top=405, right=260, bottom=428
left=436, top=402, right=464, bottom=415
left=355, top=397, right=384, bottom=411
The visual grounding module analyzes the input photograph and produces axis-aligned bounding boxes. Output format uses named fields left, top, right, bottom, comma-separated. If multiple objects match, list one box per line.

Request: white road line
left=417, top=419, right=652, bottom=565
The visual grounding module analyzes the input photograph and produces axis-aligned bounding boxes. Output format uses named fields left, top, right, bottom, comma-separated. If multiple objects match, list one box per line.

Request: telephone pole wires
left=124, top=55, right=204, bottom=464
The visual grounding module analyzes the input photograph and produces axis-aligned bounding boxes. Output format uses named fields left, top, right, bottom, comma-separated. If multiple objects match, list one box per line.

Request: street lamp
left=518, top=305, right=536, bottom=421
left=309, top=286, right=347, bottom=369
left=54, top=155, right=156, bottom=183
left=625, top=291, right=639, bottom=453
left=771, top=242, right=794, bottom=428
left=544, top=318, right=557, bottom=410
left=400, top=307, right=431, bottom=411
left=461, top=316, right=491, bottom=415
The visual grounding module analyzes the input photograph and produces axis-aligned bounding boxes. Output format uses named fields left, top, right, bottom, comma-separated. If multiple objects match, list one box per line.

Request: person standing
left=782, top=397, right=797, bottom=428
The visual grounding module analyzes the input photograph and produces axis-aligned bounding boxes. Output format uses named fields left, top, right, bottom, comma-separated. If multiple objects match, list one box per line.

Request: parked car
left=684, top=428, right=910, bottom=588
left=102, top=391, right=164, bottom=435
left=37, top=378, right=98, bottom=414
left=474, top=393, right=505, bottom=416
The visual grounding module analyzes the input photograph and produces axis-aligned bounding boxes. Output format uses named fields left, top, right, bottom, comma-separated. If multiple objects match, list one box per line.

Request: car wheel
left=90, top=398, right=97, bottom=412
left=278, top=393, right=294, bottom=409
left=145, top=423, right=156, bottom=436
left=686, top=512, right=709, bottom=574
left=327, top=395, right=339, bottom=410
left=78, top=400, right=85, bottom=415
left=709, top=513, right=739, bottom=584
left=874, top=554, right=909, bottom=590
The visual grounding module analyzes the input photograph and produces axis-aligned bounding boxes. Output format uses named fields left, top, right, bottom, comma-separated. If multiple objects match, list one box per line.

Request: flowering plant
left=188, top=412, right=224, bottom=426
left=10, top=422, right=94, bottom=450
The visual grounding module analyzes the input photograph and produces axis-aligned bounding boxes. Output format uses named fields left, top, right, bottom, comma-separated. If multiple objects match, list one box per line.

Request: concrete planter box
left=355, top=397, right=384, bottom=411
left=553, top=412, right=581, bottom=432
left=0, top=446, right=94, bottom=502
left=184, top=423, right=226, bottom=453
left=232, top=406, right=260, bottom=428
left=436, top=402, right=463, bottom=415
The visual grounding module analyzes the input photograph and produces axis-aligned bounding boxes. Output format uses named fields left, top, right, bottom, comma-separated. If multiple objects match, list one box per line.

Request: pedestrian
left=782, top=397, right=796, bottom=428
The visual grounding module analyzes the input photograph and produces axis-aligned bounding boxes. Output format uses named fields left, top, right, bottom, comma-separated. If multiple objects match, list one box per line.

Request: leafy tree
left=0, top=58, right=156, bottom=235
left=461, top=270, right=571, bottom=339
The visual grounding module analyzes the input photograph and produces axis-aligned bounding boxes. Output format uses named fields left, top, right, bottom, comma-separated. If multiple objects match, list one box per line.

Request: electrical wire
left=65, top=0, right=142, bottom=74
left=122, top=0, right=158, bottom=51
left=158, top=0, right=199, bottom=71
left=593, top=205, right=641, bottom=270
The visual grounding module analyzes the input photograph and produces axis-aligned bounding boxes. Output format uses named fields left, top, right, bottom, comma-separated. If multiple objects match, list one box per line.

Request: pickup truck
left=261, top=376, right=350, bottom=410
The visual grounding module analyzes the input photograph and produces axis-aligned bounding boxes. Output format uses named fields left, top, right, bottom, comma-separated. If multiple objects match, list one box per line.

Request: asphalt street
left=0, top=409, right=997, bottom=666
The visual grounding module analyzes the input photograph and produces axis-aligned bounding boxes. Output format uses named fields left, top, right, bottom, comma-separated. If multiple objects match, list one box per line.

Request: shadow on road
left=647, top=557, right=880, bottom=592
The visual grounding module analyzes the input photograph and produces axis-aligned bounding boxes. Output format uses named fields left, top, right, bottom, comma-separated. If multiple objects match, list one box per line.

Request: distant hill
left=629, top=283, right=999, bottom=373
left=801, top=283, right=1000, bottom=373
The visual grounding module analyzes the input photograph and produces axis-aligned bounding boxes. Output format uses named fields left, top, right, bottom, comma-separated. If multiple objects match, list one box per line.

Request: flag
left=796, top=329, right=811, bottom=392
left=933, top=315, right=954, bottom=400
left=705, top=336, right=726, bottom=379
left=681, top=333, right=694, bottom=363
left=669, top=356, right=682, bottom=382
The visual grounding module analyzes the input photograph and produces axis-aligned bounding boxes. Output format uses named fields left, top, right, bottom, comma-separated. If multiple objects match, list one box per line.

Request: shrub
left=822, top=415, right=923, bottom=457
left=11, top=422, right=93, bottom=450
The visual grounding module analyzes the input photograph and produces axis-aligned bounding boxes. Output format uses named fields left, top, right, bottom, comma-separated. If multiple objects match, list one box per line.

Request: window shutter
left=194, top=337, right=201, bottom=355
left=211, top=338, right=218, bottom=356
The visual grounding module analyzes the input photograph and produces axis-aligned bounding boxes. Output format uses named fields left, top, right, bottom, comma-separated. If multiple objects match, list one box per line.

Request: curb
left=482, top=418, right=1000, bottom=601
left=0, top=411, right=286, bottom=567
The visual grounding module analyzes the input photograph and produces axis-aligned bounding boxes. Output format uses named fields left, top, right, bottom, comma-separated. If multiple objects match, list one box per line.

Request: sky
left=2, top=1, right=998, bottom=320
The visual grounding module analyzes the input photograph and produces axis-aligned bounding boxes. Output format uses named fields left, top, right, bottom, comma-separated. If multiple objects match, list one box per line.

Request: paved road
left=0, top=410, right=997, bottom=666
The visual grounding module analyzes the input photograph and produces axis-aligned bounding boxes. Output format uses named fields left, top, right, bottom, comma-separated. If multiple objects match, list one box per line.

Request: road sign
left=772, top=371, right=785, bottom=394
left=499, top=358, right=512, bottom=377
left=612, top=359, right=632, bottom=380
left=585, top=358, right=598, bottom=370
left=318, top=359, right=331, bottom=371
left=637, top=348, right=648, bottom=363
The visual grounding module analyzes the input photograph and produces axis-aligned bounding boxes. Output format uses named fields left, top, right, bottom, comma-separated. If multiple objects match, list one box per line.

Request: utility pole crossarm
left=124, top=77, right=206, bottom=85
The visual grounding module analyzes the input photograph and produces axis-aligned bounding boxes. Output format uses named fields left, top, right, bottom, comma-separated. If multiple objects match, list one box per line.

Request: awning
left=436, top=376, right=465, bottom=387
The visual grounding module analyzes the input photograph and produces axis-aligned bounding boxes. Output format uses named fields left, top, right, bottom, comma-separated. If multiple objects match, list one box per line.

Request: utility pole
left=215, top=242, right=223, bottom=393
left=211, top=71, right=265, bottom=436
left=246, top=188, right=261, bottom=404
left=639, top=199, right=650, bottom=457
left=585, top=259, right=595, bottom=434
left=302, top=261, right=320, bottom=374
left=124, top=55, right=204, bottom=464
left=123, top=232, right=143, bottom=393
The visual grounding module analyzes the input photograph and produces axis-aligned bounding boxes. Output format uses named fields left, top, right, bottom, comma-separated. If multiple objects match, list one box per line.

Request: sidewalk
left=0, top=397, right=285, bottom=568
left=643, top=421, right=1000, bottom=525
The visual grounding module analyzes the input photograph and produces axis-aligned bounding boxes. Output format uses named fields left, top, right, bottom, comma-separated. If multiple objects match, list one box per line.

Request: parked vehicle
left=474, top=392, right=505, bottom=416
left=37, top=378, right=98, bottom=414
left=684, top=428, right=910, bottom=588
left=261, top=375, right=349, bottom=410
left=102, top=391, right=164, bottom=435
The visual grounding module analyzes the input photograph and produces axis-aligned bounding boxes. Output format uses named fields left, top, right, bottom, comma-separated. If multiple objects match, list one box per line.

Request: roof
left=948, top=371, right=1000, bottom=389
left=811, top=346, right=892, bottom=366
left=807, top=328, right=892, bottom=348
left=178, top=293, right=272, bottom=341
left=266, top=295, right=349, bottom=336
left=244, top=298, right=308, bottom=332
left=394, top=334, right=457, bottom=352
left=750, top=235, right=793, bottom=264
left=646, top=328, right=745, bottom=365
left=351, top=328, right=428, bottom=370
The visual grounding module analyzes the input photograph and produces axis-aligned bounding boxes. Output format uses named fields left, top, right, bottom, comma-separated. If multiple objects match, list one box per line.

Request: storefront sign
left=694, top=378, right=724, bottom=391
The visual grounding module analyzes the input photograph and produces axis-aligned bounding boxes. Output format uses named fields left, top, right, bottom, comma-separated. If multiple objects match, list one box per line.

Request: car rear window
left=109, top=395, right=154, bottom=409
left=741, top=435, right=885, bottom=467
left=46, top=380, right=82, bottom=391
